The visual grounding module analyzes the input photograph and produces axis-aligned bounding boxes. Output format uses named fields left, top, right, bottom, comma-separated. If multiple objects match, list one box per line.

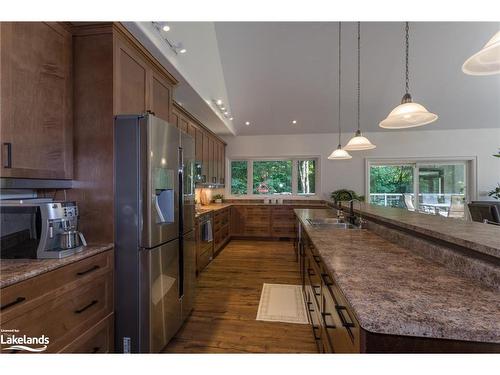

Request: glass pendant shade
left=328, top=144, right=352, bottom=160
left=462, top=31, right=500, bottom=76
left=344, top=130, right=376, bottom=150
left=379, top=94, right=438, bottom=129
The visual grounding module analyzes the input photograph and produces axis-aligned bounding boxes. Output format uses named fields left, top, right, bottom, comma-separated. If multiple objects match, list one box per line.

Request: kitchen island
left=295, top=208, right=500, bottom=353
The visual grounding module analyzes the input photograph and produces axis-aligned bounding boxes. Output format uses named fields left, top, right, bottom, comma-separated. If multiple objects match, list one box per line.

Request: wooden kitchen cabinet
left=172, top=101, right=226, bottom=186
left=114, top=31, right=174, bottom=119
left=0, top=22, right=73, bottom=179
left=213, top=207, right=230, bottom=254
left=114, top=34, right=148, bottom=115
left=150, top=68, right=173, bottom=123
left=0, top=249, right=114, bottom=353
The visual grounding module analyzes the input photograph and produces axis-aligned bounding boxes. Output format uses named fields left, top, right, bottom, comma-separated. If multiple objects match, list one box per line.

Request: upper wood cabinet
left=114, top=31, right=174, bottom=122
left=0, top=22, right=73, bottom=179
left=114, top=36, right=147, bottom=115
left=150, top=69, right=172, bottom=123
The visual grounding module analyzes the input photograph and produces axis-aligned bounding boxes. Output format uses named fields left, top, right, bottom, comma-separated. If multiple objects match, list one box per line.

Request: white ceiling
left=214, top=22, right=500, bottom=136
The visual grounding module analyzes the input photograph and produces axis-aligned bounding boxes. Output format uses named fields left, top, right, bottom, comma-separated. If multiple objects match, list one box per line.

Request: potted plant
left=213, top=194, right=224, bottom=204
left=489, top=149, right=500, bottom=200
left=330, top=189, right=364, bottom=207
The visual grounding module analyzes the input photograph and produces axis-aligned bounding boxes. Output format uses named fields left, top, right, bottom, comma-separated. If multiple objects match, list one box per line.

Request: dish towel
left=203, top=220, right=213, bottom=242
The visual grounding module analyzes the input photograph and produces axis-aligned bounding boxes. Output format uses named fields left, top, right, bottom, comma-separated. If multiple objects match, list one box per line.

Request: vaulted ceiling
left=214, top=22, right=500, bottom=135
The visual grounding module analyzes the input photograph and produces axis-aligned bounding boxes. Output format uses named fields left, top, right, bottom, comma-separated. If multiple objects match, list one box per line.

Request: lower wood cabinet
left=231, top=204, right=326, bottom=239
left=60, top=313, right=114, bottom=353
left=298, top=224, right=500, bottom=353
left=0, top=249, right=114, bottom=353
left=213, top=207, right=230, bottom=253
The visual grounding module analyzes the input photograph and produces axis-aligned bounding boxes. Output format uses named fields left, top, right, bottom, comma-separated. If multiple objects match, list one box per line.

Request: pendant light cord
left=338, top=22, right=342, bottom=146
left=357, top=22, right=361, bottom=133
left=405, top=21, right=410, bottom=95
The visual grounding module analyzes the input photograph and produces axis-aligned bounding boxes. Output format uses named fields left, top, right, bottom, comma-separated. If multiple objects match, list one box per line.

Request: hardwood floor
left=164, top=240, right=317, bottom=353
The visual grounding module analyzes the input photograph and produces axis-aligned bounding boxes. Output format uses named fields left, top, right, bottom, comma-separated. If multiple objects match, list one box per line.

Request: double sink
left=306, top=217, right=361, bottom=229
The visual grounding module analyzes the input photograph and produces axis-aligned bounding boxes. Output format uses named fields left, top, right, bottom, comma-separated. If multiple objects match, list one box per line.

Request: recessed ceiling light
left=224, top=111, right=228, bottom=115
left=245, top=121, right=250, bottom=126
left=162, top=25, right=170, bottom=32
left=221, top=106, right=226, bottom=111
left=292, top=120, right=297, bottom=124
left=229, top=117, right=234, bottom=121
left=216, top=99, right=222, bottom=105
left=179, top=48, right=187, bottom=54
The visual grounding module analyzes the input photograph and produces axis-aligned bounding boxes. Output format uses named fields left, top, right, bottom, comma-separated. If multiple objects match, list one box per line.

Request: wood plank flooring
left=164, top=240, right=317, bottom=353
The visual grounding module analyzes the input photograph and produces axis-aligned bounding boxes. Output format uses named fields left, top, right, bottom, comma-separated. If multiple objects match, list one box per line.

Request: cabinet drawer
left=1, top=272, right=113, bottom=353
left=1, top=250, right=113, bottom=321
left=60, top=313, right=113, bottom=353
left=321, top=283, right=358, bottom=353
left=197, top=248, right=212, bottom=273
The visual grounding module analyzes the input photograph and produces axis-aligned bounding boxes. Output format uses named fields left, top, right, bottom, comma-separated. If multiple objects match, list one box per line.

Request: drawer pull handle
left=321, top=312, right=336, bottom=329
left=336, top=305, right=355, bottom=328
left=76, top=265, right=100, bottom=276
left=75, top=299, right=98, bottom=314
left=312, top=325, right=321, bottom=340
left=321, top=273, right=333, bottom=286
left=307, top=268, right=315, bottom=277
left=1, top=296, right=26, bottom=311
left=313, top=255, right=321, bottom=263
left=312, top=286, right=321, bottom=296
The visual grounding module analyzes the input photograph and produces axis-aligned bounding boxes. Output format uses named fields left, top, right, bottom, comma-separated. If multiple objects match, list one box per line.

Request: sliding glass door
left=417, top=163, right=466, bottom=218
left=368, top=159, right=471, bottom=219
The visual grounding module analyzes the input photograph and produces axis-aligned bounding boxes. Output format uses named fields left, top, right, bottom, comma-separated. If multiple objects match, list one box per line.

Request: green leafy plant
left=213, top=194, right=224, bottom=200
left=330, top=189, right=364, bottom=205
left=489, top=149, right=500, bottom=199
left=488, top=183, right=500, bottom=200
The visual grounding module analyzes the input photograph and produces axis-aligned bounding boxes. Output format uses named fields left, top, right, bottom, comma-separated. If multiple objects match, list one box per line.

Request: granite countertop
left=338, top=202, right=500, bottom=259
left=295, top=208, right=500, bottom=344
left=0, top=243, right=114, bottom=289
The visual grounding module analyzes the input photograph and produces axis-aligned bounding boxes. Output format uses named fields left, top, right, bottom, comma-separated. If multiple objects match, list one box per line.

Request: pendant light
left=329, top=22, right=352, bottom=160
left=344, top=22, right=376, bottom=151
left=379, top=22, right=438, bottom=129
left=462, top=30, right=500, bottom=75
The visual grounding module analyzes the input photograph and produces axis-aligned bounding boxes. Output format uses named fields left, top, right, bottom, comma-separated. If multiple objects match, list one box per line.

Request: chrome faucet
left=347, top=198, right=365, bottom=227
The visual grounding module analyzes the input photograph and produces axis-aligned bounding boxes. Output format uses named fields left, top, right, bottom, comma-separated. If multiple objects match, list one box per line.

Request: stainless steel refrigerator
left=114, top=114, right=196, bottom=353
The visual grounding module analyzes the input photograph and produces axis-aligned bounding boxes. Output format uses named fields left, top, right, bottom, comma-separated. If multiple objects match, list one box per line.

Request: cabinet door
left=230, top=206, right=245, bottom=235
left=114, top=34, right=148, bottom=115
left=202, top=131, right=210, bottom=182
left=187, top=122, right=196, bottom=138
left=150, top=69, right=172, bottom=123
left=218, top=142, right=225, bottom=185
left=195, top=127, right=203, bottom=165
left=208, top=136, right=215, bottom=184
left=171, top=108, right=180, bottom=128
left=179, top=117, right=189, bottom=134
left=0, top=22, right=73, bottom=179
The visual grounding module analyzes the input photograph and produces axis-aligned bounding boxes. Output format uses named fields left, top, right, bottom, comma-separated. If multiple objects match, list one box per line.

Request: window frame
left=365, top=156, right=477, bottom=209
left=227, top=156, right=321, bottom=198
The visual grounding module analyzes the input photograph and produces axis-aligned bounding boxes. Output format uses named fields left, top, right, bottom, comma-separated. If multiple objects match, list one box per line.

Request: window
left=253, top=160, right=292, bottom=194
left=231, top=161, right=248, bottom=195
left=229, top=158, right=319, bottom=196
left=367, top=159, right=474, bottom=219
left=297, top=159, right=316, bottom=195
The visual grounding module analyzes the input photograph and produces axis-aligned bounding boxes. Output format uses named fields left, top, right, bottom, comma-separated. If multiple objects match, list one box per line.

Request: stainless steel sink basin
left=306, top=218, right=360, bottom=229
left=306, top=218, right=343, bottom=225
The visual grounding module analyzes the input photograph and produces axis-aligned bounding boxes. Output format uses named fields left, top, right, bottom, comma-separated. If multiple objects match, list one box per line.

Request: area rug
left=256, top=283, right=309, bottom=324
